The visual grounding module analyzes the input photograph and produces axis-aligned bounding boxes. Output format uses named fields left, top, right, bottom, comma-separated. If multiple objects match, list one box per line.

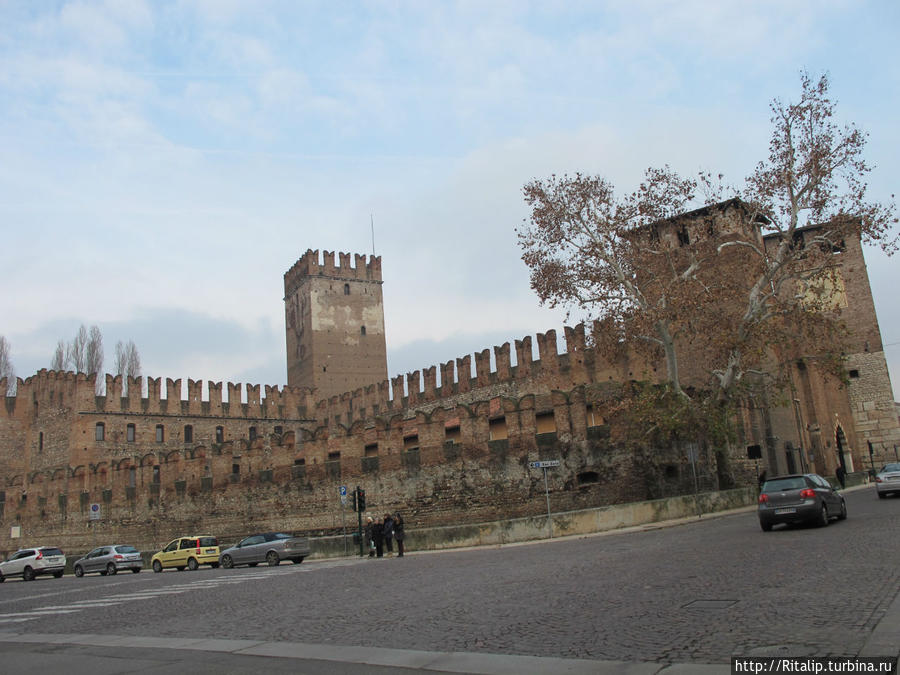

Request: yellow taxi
left=150, top=535, right=220, bottom=572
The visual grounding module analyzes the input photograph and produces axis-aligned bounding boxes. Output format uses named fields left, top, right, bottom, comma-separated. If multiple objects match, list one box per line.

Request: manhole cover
left=682, top=599, right=738, bottom=610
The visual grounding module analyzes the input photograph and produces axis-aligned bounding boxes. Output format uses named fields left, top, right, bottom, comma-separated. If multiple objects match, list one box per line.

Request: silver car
left=758, top=473, right=847, bottom=531
left=73, top=545, right=143, bottom=577
left=0, top=547, right=66, bottom=582
left=875, top=462, right=900, bottom=498
left=219, top=532, right=310, bottom=568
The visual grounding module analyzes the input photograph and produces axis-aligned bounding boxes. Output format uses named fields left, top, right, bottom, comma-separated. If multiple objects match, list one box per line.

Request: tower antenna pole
left=371, top=214, right=376, bottom=255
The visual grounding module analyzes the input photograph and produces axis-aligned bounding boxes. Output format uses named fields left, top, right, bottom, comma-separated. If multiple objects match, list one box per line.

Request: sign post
left=529, top=460, right=560, bottom=539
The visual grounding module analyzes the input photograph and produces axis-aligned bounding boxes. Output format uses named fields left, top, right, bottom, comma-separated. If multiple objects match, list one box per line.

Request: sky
left=1, top=0, right=899, bottom=402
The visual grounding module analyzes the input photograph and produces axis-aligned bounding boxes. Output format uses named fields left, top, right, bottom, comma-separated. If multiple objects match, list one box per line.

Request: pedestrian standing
left=372, top=517, right=385, bottom=558
left=836, top=463, right=847, bottom=489
left=364, top=516, right=375, bottom=558
left=383, top=513, right=395, bottom=557
left=394, top=513, right=405, bottom=558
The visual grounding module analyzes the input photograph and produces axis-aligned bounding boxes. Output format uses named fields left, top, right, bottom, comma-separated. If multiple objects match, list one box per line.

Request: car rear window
left=40, top=548, right=64, bottom=556
left=763, top=477, right=806, bottom=491
left=198, top=537, right=217, bottom=547
left=115, top=545, right=139, bottom=554
left=881, top=463, right=900, bottom=473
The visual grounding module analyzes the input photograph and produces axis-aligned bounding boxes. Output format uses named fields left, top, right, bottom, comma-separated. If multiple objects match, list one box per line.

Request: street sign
left=89, top=503, right=101, bottom=521
left=339, top=485, right=347, bottom=505
left=529, top=460, right=560, bottom=469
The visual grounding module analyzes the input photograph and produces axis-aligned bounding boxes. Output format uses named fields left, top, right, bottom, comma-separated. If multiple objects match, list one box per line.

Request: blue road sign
left=340, top=485, right=347, bottom=496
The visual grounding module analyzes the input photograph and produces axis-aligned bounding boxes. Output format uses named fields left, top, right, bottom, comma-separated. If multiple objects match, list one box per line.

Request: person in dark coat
left=383, top=513, right=395, bottom=556
left=836, top=463, right=847, bottom=489
left=372, top=517, right=385, bottom=558
left=393, top=513, right=405, bottom=557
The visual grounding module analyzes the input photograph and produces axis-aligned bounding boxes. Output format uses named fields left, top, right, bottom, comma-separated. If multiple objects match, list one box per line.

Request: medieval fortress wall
left=0, top=209, right=898, bottom=557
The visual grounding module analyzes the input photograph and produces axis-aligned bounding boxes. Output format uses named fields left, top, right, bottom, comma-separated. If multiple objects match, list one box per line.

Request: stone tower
left=283, top=249, right=388, bottom=400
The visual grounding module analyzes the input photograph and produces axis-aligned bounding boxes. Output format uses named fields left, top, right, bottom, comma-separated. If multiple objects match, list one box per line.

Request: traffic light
left=357, top=488, right=366, bottom=512
left=350, top=490, right=357, bottom=511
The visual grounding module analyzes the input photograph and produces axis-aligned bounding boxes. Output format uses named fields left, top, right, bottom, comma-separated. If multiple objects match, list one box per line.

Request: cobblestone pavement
left=0, top=487, right=897, bottom=667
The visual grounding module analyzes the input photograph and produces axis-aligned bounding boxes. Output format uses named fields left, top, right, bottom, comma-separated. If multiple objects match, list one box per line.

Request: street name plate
left=530, top=460, right=561, bottom=468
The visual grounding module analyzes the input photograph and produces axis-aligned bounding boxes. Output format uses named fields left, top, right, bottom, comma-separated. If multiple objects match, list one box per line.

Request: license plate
left=774, top=508, right=796, bottom=515
left=204, top=549, right=216, bottom=554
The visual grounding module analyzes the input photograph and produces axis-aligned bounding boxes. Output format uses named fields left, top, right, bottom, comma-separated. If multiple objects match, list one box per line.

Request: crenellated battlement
left=314, top=322, right=659, bottom=427
left=283, top=248, right=382, bottom=297
left=1, top=370, right=319, bottom=422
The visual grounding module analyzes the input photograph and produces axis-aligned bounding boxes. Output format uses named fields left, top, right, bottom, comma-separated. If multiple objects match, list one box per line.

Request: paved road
left=0, top=487, right=897, bottom=673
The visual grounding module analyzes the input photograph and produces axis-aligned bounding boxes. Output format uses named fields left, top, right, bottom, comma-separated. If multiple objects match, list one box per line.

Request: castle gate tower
left=284, top=250, right=388, bottom=400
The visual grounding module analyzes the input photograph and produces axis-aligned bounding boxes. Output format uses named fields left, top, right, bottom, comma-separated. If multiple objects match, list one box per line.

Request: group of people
left=364, top=513, right=405, bottom=558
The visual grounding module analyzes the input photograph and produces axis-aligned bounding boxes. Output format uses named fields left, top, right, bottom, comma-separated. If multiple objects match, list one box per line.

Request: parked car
left=219, top=532, right=311, bottom=568
left=758, top=473, right=846, bottom=531
left=874, top=462, right=900, bottom=498
left=150, top=535, right=220, bottom=572
left=0, top=547, right=66, bottom=582
left=73, top=545, right=143, bottom=577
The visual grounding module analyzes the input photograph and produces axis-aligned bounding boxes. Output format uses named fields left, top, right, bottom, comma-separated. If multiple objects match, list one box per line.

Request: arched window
left=343, top=283, right=350, bottom=295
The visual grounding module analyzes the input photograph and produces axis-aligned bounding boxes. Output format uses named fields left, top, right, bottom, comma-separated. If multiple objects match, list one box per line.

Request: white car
left=875, top=463, right=900, bottom=498
left=0, top=547, right=67, bottom=582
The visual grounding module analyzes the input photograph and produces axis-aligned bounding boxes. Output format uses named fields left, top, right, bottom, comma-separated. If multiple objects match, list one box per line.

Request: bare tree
left=0, top=336, right=15, bottom=395
left=85, top=325, right=103, bottom=393
left=51, top=340, right=66, bottom=371
left=115, top=340, right=142, bottom=395
left=66, top=324, right=89, bottom=373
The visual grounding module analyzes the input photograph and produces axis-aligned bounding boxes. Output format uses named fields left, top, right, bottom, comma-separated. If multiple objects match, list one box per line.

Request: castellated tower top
left=284, top=249, right=382, bottom=298
left=284, top=248, right=388, bottom=400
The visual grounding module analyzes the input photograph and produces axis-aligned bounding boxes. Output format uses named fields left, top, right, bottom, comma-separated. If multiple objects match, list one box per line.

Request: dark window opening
left=274, top=426, right=283, bottom=436
left=360, top=325, right=366, bottom=336
left=677, top=226, right=690, bottom=246
left=184, top=425, right=193, bottom=443
left=249, top=426, right=257, bottom=441
left=364, top=443, right=378, bottom=457
left=848, top=369, right=860, bottom=379
left=577, top=471, right=599, bottom=485
left=39, top=432, right=43, bottom=452
left=127, top=424, right=135, bottom=442
left=155, top=425, right=164, bottom=443
left=215, top=426, right=224, bottom=443
left=232, top=463, right=240, bottom=475
left=152, top=466, right=160, bottom=483
left=344, top=283, right=350, bottom=295
left=327, top=451, right=341, bottom=461
left=294, top=458, right=305, bottom=466
left=95, top=423, right=105, bottom=441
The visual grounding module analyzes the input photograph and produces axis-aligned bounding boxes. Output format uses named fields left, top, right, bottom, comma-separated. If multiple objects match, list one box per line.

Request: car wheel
left=132, top=568, right=141, bottom=574
left=23, top=567, right=35, bottom=582
left=760, top=521, right=772, bottom=532
left=53, top=571, right=63, bottom=578
left=838, top=499, right=847, bottom=520
left=74, top=565, right=84, bottom=578
left=817, top=503, right=829, bottom=527
left=187, top=558, right=199, bottom=571
left=152, top=560, right=162, bottom=573
left=266, top=551, right=280, bottom=567
left=107, top=563, right=117, bottom=576
left=221, top=555, right=234, bottom=569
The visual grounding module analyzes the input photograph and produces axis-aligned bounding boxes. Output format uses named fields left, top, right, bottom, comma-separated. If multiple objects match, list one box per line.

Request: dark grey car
left=219, top=532, right=310, bottom=568
left=758, top=473, right=847, bottom=531
left=73, top=545, right=143, bottom=577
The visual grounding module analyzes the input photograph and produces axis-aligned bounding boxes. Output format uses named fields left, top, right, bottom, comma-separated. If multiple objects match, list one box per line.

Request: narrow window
left=677, top=225, right=690, bottom=246
left=232, top=463, right=240, bottom=476
left=156, top=425, right=164, bottom=443
left=128, top=467, right=136, bottom=488
left=445, top=425, right=461, bottom=444
left=489, top=417, right=508, bottom=441
left=344, top=283, right=350, bottom=295
left=360, top=325, right=366, bottom=336
left=215, top=426, right=224, bottom=443
left=126, top=424, right=135, bottom=442
left=249, top=426, right=257, bottom=441
left=535, top=412, right=556, bottom=434
left=95, top=422, right=105, bottom=441
left=274, top=425, right=283, bottom=436
left=184, top=425, right=193, bottom=443
left=152, top=466, right=160, bottom=484
left=39, top=432, right=43, bottom=452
